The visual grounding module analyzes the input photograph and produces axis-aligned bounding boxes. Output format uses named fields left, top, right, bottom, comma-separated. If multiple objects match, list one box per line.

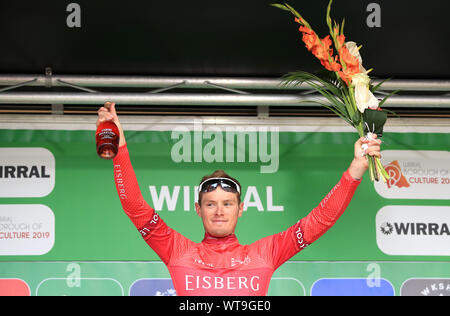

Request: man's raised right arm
left=97, top=102, right=182, bottom=264
left=97, top=102, right=153, bottom=226
left=113, top=144, right=157, bottom=229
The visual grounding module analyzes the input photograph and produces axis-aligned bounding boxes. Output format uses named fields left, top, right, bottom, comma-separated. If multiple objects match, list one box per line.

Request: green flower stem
left=348, top=86, right=359, bottom=122
left=326, top=0, right=347, bottom=71
left=344, top=87, right=356, bottom=127
left=367, top=156, right=375, bottom=182
left=375, top=156, right=390, bottom=182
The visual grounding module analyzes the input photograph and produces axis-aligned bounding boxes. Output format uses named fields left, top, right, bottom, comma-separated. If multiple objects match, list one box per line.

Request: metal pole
left=0, top=92, right=449, bottom=107
left=0, top=74, right=449, bottom=91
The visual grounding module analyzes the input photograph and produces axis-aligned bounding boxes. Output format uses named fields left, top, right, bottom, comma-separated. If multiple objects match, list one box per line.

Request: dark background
left=0, top=0, right=449, bottom=79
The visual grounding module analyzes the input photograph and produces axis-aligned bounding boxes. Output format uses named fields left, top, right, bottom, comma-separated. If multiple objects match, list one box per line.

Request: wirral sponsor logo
left=0, top=148, right=55, bottom=198
left=380, top=221, right=450, bottom=236
left=401, top=278, right=450, bottom=296
left=374, top=150, right=450, bottom=199
left=147, top=185, right=284, bottom=212
left=376, top=205, right=450, bottom=256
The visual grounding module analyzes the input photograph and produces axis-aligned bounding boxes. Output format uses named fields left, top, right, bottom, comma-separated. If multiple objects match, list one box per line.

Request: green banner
left=1, top=126, right=449, bottom=295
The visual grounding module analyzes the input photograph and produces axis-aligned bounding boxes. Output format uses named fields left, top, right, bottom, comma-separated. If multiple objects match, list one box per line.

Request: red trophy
left=96, top=102, right=120, bottom=159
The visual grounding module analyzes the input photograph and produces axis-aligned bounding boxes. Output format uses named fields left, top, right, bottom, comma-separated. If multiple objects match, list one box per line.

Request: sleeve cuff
left=343, top=169, right=362, bottom=184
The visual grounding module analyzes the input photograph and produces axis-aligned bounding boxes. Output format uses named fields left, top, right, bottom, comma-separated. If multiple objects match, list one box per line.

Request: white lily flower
left=354, top=83, right=379, bottom=113
left=352, top=73, right=379, bottom=113
left=351, top=72, right=370, bottom=86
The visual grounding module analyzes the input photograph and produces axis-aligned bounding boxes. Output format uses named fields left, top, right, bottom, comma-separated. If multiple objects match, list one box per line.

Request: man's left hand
left=348, top=134, right=382, bottom=180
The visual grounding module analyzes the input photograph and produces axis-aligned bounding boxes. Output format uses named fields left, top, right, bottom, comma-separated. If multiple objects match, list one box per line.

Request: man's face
left=195, top=186, right=244, bottom=238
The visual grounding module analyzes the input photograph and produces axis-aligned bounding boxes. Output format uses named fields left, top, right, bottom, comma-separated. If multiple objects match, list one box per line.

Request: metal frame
left=0, top=92, right=449, bottom=108
left=1, top=114, right=450, bottom=133
left=1, top=73, right=450, bottom=91
left=0, top=72, right=449, bottom=108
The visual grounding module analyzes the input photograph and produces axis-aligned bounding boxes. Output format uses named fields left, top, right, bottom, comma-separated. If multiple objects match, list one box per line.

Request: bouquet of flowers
left=272, top=0, right=397, bottom=182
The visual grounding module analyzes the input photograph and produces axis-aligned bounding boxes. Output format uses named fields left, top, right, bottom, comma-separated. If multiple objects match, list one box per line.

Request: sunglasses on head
left=198, top=177, right=241, bottom=195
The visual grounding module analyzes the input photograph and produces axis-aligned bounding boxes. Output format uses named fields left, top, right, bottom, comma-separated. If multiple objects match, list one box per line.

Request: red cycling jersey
left=113, top=145, right=360, bottom=296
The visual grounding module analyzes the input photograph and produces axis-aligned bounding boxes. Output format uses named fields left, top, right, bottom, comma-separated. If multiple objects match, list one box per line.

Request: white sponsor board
left=374, top=150, right=450, bottom=200
left=0, top=148, right=55, bottom=197
left=376, top=205, right=450, bottom=256
left=0, top=204, right=55, bottom=255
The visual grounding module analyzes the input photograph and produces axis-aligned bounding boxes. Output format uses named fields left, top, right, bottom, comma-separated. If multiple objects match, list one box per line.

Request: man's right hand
left=97, top=102, right=126, bottom=147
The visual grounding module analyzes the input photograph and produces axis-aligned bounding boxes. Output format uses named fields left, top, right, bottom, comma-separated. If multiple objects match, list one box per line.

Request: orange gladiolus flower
left=337, top=35, right=345, bottom=48
left=312, top=35, right=342, bottom=72
left=298, top=26, right=337, bottom=69
left=299, top=26, right=318, bottom=51
left=336, top=46, right=360, bottom=85
left=311, top=43, right=328, bottom=61
left=311, top=35, right=331, bottom=60
left=321, top=56, right=341, bottom=72
left=296, top=21, right=350, bottom=74
left=333, top=26, right=339, bottom=35
left=299, top=25, right=314, bottom=35
left=339, top=46, right=359, bottom=69
left=294, top=17, right=305, bottom=24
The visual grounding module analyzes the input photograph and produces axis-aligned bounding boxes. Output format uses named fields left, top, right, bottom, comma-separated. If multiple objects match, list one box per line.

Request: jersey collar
left=202, top=232, right=239, bottom=245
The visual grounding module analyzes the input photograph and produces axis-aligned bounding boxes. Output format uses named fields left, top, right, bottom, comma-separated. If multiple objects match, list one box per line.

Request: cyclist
left=98, top=102, right=381, bottom=296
